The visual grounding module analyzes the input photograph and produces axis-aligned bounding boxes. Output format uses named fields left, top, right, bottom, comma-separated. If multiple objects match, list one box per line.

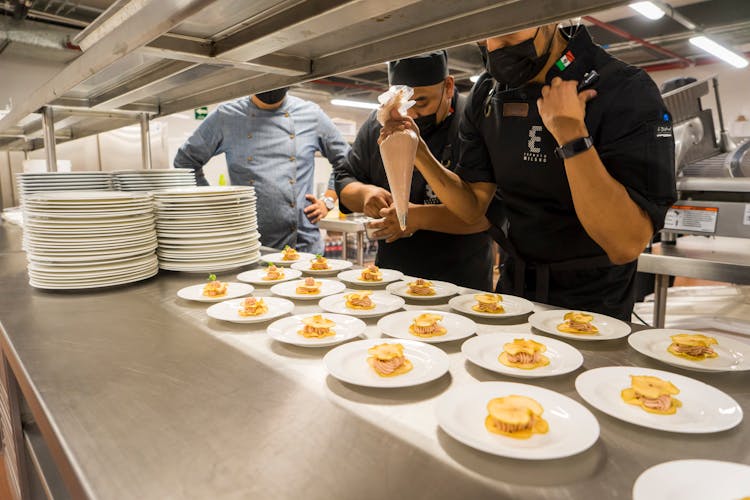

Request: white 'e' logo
left=528, top=125, right=543, bottom=153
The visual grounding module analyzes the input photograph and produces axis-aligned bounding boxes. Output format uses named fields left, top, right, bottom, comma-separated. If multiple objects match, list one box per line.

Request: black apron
left=484, top=79, right=636, bottom=321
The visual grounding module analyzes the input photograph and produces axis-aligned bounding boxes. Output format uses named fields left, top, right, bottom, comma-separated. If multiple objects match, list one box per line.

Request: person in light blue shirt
left=174, top=88, right=350, bottom=254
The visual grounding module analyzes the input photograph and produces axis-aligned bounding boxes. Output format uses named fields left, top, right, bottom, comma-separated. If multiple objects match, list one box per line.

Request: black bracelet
left=554, top=136, right=594, bottom=160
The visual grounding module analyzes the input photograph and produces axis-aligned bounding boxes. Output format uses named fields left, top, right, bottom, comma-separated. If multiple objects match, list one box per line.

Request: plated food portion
left=177, top=277, right=254, bottom=302
left=436, top=381, right=600, bottom=459
left=324, top=339, right=449, bottom=388
left=386, top=278, right=459, bottom=301
left=529, top=309, right=631, bottom=341
left=628, top=329, right=749, bottom=372
left=575, top=366, right=743, bottom=433
left=337, top=266, right=404, bottom=287
left=449, top=293, right=535, bottom=318
left=461, top=333, right=583, bottom=378
left=377, top=310, right=477, bottom=343
left=291, top=255, right=353, bottom=275
left=633, top=459, right=750, bottom=500
left=266, top=313, right=366, bottom=347
left=206, top=296, right=294, bottom=323
left=367, top=343, right=413, bottom=377
left=270, top=278, right=346, bottom=300
left=262, top=247, right=315, bottom=266
left=318, top=291, right=405, bottom=318
left=236, top=265, right=302, bottom=285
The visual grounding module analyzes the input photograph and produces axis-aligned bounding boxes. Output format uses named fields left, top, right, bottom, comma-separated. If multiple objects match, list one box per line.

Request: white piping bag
left=377, top=85, right=417, bottom=231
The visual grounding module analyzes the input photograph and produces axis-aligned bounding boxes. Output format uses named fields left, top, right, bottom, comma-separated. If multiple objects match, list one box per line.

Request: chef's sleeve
left=315, top=107, right=351, bottom=191
left=454, top=76, right=497, bottom=185
left=595, top=73, right=677, bottom=234
left=334, top=114, right=378, bottom=214
left=173, top=109, right=225, bottom=186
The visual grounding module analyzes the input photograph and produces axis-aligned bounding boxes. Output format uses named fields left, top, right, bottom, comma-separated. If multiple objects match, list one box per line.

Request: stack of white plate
left=112, top=169, right=196, bottom=191
left=16, top=172, right=112, bottom=202
left=153, top=186, right=261, bottom=272
left=22, top=191, right=158, bottom=289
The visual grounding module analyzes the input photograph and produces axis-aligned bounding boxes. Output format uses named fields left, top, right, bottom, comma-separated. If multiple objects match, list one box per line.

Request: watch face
left=323, top=197, right=335, bottom=210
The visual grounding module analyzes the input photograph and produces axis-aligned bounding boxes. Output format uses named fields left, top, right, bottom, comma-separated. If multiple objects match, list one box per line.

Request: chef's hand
left=377, top=107, right=422, bottom=145
left=303, top=194, right=328, bottom=224
left=362, top=186, right=393, bottom=219
left=371, top=204, right=417, bottom=243
left=537, top=77, right=597, bottom=146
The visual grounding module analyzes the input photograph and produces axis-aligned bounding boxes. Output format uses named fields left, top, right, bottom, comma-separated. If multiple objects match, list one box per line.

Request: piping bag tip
left=397, top=213, right=407, bottom=231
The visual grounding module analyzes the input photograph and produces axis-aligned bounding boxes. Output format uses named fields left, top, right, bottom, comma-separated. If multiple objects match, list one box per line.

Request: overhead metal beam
left=142, top=36, right=310, bottom=76
left=0, top=0, right=216, bottom=134
left=159, top=0, right=631, bottom=116
left=50, top=97, right=159, bottom=114
left=214, top=0, right=422, bottom=63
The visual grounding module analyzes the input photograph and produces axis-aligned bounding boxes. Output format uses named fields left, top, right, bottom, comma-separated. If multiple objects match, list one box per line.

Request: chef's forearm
left=413, top=141, right=489, bottom=224
left=339, top=182, right=369, bottom=212
left=564, top=149, right=653, bottom=264
left=410, top=205, right=490, bottom=234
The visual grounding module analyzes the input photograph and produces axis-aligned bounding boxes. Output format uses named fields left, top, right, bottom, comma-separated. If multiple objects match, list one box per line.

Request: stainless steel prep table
left=1, top=223, right=749, bottom=500
left=318, top=215, right=368, bottom=267
left=638, top=236, right=750, bottom=328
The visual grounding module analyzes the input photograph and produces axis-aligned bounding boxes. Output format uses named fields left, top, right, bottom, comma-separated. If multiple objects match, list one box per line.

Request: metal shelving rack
left=0, top=0, right=629, bottom=171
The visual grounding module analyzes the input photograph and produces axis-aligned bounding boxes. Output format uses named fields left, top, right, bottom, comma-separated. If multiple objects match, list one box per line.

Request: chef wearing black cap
left=379, top=24, right=676, bottom=320
left=334, top=50, right=496, bottom=290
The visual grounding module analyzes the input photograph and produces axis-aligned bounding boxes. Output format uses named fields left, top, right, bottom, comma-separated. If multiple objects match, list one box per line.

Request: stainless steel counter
left=638, top=236, right=750, bottom=327
left=319, top=215, right=369, bottom=266
left=1, top=222, right=749, bottom=500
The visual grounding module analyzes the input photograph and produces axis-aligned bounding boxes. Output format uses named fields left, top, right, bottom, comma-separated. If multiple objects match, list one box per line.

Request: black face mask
left=413, top=83, right=447, bottom=137
left=486, top=28, right=553, bottom=89
left=255, top=87, right=289, bottom=105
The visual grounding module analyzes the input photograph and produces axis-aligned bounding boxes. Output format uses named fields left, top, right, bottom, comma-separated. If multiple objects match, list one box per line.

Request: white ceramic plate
left=449, top=293, right=535, bottom=318
left=323, top=338, right=449, bottom=387
left=633, top=460, right=750, bottom=500
left=528, top=309, right=631, bottom=341
left=436, top=381, right=600, bottom=459
left=236, top=267, right=303, bottom=285
left=318, top=291, right=406, bottom=318
left=267, top=313, right=366, bottom=347
left=206, top=297, right=294, bottom=324
left=270, top=279, right=346, bottom=300
left=385, top=279, right=460, bottom=300
left=575, top=366, right=743, bottom=433
left=377, top=309, right=477, bottom=343
left=291, top=258, right=353, bottom=275
left=176, top=282, right=254, bottom=302
left=336, top=268, right=405, bottom=287
left=461, top=333, right=584, bottom=378
left=262, top=252, right=316, bottom=266
left=628, top=328, right=750, bottom=372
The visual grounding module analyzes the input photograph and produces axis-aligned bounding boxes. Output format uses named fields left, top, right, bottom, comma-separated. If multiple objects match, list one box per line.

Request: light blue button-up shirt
left=174, top=95, right=350, bottom=254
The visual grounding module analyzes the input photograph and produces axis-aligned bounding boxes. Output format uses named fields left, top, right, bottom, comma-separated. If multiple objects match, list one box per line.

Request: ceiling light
left=689, top=35, right=749, bottom=68
left=469, top=75, right=481, bottom=83
left=629, top=1, right=665, bottom=20
left=330, top=99, right=379, bottom=110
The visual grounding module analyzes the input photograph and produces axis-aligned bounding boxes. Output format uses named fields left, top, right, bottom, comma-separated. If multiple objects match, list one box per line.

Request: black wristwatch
left=554, top=136, right=594, bottom=160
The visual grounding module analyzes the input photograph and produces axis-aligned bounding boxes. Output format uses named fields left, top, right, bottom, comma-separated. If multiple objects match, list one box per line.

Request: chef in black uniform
left=334, top=51, right=496, bottom=290
left=379, top=24, right=676, bottom=319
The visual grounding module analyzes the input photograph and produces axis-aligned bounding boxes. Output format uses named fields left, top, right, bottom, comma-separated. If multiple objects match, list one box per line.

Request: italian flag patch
left=555, top=51, right=575, bottom=70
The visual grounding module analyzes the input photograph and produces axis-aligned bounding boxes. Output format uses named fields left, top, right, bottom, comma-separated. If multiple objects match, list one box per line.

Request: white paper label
left=744, top=204, right=750, bottom=226
left=664, top=205, right=718, bottom=233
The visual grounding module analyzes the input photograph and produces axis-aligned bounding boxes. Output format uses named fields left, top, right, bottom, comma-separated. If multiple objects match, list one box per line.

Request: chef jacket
left=174, top=95, right=350, bottom=254
left=335, top=93, right=495, bottom=291
left=455, top=26, right=677, bottom=319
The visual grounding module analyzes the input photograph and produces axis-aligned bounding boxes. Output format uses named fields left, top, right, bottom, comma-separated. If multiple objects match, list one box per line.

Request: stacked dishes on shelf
left=22, top=191, right=158, bottom=289
left=112, top=169, right=196, bottom=191
left=16, top=172, right=112, bottom=202
left=154, top=186, right=261, bottom=272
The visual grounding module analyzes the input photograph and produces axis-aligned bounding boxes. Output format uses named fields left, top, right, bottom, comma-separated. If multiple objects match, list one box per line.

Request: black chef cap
left=388, top=50, right=449, bottom=87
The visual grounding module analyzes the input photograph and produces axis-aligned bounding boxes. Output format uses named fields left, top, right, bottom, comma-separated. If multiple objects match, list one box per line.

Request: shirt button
left=247, top=156, right=253, bottom=161
left=284, top=112, right=290, bottom=118
left=289, top=179, right=296, bottom=184
left=249, top=179, right=255, bottom=185
left=247, top=133, right=253, bottom=139
left=290, top=201, right=295, bottom=208
left=289, top=134, right=295, bottom=139
left=289, top=156, right=295, bottom=161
